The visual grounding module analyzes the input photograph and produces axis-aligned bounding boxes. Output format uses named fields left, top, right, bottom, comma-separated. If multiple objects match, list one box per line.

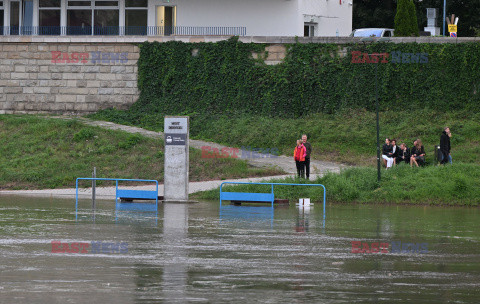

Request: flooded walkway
left=1, top=197, right=479, bottom=303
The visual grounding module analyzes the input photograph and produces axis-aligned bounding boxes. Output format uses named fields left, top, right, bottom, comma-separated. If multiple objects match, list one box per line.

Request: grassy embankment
left=90, top=109, right=479, bottom=166
left=90, top=109, right=480, bottom=205
left=0, top=115, right=283, bottom=190
left=194, top=164, right=480, bottom=206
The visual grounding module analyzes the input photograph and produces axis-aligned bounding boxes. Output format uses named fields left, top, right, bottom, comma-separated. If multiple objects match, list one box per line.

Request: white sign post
left=164, top=116, right=189, bottom=202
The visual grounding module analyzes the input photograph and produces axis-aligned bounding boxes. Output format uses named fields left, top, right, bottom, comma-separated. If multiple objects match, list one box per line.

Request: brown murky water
left=1, top=196, right=479, bottom=303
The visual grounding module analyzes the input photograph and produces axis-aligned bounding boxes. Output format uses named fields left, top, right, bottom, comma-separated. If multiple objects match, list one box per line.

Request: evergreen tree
left=394, top=0, right=411, bottom=36
left=407, top=0, right=420, bottom=36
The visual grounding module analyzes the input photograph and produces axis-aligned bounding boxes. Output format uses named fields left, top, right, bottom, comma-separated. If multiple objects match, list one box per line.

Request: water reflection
left=219, top=205, right=274, bottom=228
left=115, top=202, right=159, bottom=226
left=295, top=205, right=311, bottom=233
left=162, top=203, right=188, bottom=301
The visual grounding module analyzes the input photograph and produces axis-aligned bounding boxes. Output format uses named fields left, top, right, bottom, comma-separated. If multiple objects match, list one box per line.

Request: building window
left=40, top=0, right=60, bottom=7
left=67, top=10, right=91, bottom=34
left=125, top=0, right=148, bottom=35
left=94, top=9, right=119, bottom=34
left=304, top=23, right=316, bottom=37
left=0, top=1, right=4, bottom=36
left=67, top=0, right=119, bottom=35
left=39, top=0, right=61, bottom=35
left=126, top=0, right=147, bottom=7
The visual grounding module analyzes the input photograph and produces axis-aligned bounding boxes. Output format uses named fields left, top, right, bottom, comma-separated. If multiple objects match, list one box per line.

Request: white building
left=0, top=0, right=352, bottom=37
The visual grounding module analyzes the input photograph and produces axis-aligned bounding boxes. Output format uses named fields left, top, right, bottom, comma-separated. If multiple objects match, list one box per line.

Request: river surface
left=0, top=196, right=479, bottom=303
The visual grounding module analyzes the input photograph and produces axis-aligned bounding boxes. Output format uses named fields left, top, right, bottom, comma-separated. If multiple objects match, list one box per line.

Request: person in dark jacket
left=390, top=139, right=399, bottom=165
left=302, top=134, right=312, bottom=179
left=440, top=127, right=451, bottom=165
left=396, top=143, right=410, bottom=165
left=410, top=139, right=426, bottom=167
left=382, top=138, right=394, bottom=168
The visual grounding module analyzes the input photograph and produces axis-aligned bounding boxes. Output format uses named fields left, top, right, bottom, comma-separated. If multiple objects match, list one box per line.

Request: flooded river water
left=1, top=196, right=479, bottom=303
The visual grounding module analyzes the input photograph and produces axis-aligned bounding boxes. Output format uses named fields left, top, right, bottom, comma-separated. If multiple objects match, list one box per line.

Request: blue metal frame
left=219, top=182, right=326, bottom=221
left=75, top=178, right=159, bottom=215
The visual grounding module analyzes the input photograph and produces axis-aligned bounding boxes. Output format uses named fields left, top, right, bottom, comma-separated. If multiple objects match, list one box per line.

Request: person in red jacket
left=294, top=139, right=306, bottom=178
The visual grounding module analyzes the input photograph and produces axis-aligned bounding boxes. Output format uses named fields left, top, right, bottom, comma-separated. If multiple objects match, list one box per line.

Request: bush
left=115, top=39, right=480, bottom=121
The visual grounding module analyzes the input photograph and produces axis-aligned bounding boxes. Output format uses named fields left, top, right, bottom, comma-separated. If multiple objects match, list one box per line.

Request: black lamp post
left=360, top=37, right=385, bottom=182
left=375, top=62, right=381, bottom=183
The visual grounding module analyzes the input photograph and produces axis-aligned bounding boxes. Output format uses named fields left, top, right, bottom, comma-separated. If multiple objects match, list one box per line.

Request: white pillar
left=60, top=0, right=66, bottom=35
left=119, top=0, right=125, bottom=35
left=32, top=0, right=38, bottom=34
left=164, top=116, right=189, bottom=202
left=5, top=0, right=10, bottom=35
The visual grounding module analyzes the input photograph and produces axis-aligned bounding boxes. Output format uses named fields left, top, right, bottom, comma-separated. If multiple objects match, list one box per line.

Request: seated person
left=410, top=139, right=426, bottom=167
left=382, top=138, right=394, bottom=169
left=395, top=143, right=410, bottom=164
left=390, top=139, right=399, bottom=165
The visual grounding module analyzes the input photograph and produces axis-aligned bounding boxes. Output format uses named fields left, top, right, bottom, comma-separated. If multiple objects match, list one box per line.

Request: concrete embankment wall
left=1, top=36, right=478, bottom=114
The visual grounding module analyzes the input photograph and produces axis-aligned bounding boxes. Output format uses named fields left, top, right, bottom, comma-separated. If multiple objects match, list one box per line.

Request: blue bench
left=75, top=178, right=159, bottom=219
left=219, top=182, right=327, bottom=226
left=220, top=191, right=275, bottom=204
left=117, top=189, right=158, bottom=201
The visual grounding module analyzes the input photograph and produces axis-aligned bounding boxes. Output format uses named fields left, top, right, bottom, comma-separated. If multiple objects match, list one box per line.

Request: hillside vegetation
left=91, top=109, right=480, bottom=166
left=194, top=164, right=480, bottom=206
left=0, top=115, right=282, bottom=190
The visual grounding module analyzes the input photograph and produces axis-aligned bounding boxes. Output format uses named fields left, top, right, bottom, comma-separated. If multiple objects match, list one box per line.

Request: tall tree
left=395, top=0, right=414, bottom=36
left=407, top=0, right=420, bottom=36
left=354, top=0, right=480, bottom=37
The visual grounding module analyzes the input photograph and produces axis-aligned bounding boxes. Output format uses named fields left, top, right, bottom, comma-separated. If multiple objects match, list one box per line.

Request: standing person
left=447, top=129, right=453, bottom=163
left=395, top=143, right=410, bottom=165
left=302, top=134, right=312, bottom=180
left=410, top=139, right=426, bottom=167
left=440, top=127, right=451, bottom=165
left=294, top=139, right=306, bottom=178
left=382, top=138, right=394, bottom=169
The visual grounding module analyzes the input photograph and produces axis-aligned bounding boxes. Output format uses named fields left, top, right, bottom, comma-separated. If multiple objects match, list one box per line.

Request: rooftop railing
left=0, top=26, right=246, bottom=36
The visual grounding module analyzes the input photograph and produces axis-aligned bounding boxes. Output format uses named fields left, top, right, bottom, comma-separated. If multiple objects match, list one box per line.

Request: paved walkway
left=0, top=117, right=344, bottom=199
left=0, top=174, right=330, bottom=199
left=73, top=117, right=344, bottom=174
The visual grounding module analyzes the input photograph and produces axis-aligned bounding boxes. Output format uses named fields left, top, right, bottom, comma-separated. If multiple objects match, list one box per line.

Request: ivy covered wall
left=134, top=37, right=480, bottom=117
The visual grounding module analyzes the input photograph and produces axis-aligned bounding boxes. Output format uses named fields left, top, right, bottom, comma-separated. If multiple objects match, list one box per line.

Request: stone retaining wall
left=1, top=36, right=479, bottom=114
left=0, top=43, right=139, bottom=114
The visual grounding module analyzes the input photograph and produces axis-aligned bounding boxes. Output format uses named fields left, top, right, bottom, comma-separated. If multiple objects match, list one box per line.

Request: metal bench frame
left=75, top=178, right=159, bottom=211
left=219, top=182, right=326, bottom=220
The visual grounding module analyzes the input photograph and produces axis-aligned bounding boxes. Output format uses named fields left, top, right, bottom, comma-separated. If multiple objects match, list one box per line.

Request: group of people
left=382, top=138, right=425, bottom=168
left=293, top=134, right=312, bottom=179
left=382, top=127, right=452, bottom=169
left=291, top=127, right=452, bottom=176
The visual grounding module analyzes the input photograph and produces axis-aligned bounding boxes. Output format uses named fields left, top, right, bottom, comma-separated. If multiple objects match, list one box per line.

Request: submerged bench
left=222, top=191, right=275, bottom=205
left=75, top=178, right=159, bottom=214
left=219, top=182, right=326, bottom=220
left=117, top=189, right=159, bottom=202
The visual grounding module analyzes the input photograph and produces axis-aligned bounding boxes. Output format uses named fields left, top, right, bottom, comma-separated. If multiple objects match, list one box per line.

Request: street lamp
left=360, top=37, right=383, bottom=182
left=374, top=60, right=381, bottom=183
left=443, top=0, right=446, bottom=36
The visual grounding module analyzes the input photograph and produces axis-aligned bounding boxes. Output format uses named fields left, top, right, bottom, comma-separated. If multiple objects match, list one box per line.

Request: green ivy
left=134, top=38, right=480, bottom=118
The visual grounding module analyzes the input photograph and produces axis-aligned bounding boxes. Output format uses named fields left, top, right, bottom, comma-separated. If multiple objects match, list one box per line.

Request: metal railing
left=219, top=182, right=326, bottom=220
left=0, top=26, right=246, bottom=36
left=75, top=178, right=159, bottom=220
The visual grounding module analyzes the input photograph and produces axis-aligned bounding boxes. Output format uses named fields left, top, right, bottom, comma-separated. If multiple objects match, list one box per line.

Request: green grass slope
left=194, top=164, right=480, bottom=206
left=90, top=109, right=480, bottom=166
left=0, top=115, right=283, bottom=190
